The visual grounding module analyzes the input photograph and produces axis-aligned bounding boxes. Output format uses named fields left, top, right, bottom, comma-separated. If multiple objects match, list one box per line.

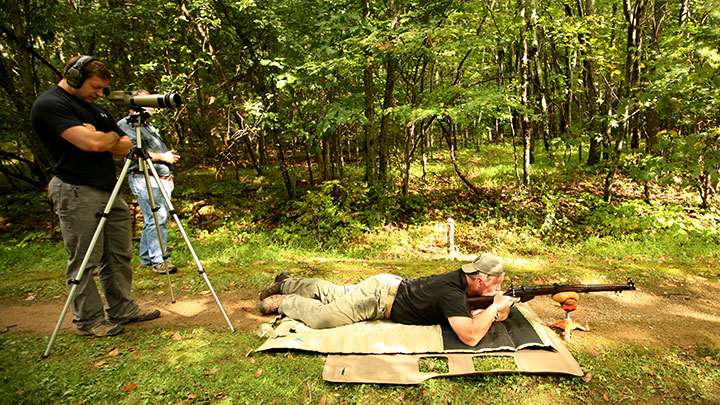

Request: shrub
left=272, top=181, right=367, bottom=248
left=272, top=180, right=429, bottom=248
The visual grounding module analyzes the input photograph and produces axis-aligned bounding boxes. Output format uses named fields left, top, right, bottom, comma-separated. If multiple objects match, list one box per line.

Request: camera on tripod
left=108, top=90, right=182, bottom=109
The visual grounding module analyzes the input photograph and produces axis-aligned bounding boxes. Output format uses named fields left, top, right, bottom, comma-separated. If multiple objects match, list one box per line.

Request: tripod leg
left=139, top=160, right=175, bottom=303
left=145, top=159, right=235, bottom=332
left=43, top=159, right=133, bottom=358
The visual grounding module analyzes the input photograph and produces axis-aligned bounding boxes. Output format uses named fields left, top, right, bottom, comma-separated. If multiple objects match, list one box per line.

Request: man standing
left=30, top=55, right=160, bottom=337
left=258, top=253, right=518, bottom=346
left=117, top=95, right=180, bottom=274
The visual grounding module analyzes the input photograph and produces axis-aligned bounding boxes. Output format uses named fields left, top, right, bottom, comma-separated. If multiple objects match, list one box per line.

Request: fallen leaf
left=172, top=332, right=182, bottom=341
left=204, top=368, right=218, bottom=376
left=187, top=393, right=198, bottom=400
left=25, top=293, right=36, bottom=301
left=107, top=348, right=120, bottom=357
left=94, top=360, right=108, bottom=368
left=319, top=396, right=328, bottom=405
left=255, top=368, right=263, bottom=378
left=602, top=392, right=609, bottom=401
left=582, top=372, right=593, bottom=383
left=121, top=383, right=138, bottom=393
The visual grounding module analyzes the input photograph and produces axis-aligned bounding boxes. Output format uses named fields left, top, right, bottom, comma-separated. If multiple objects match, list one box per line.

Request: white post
left=447, top=217, right=457, bottom=257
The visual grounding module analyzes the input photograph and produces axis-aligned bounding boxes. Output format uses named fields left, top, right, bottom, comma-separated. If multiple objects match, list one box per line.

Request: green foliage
left=539, top=193, right=604, bottom=242
left=272, top=180, right=367, bottom=248
left=651, top=129, right=720, bottom=206
left=270, top=180, right=429, bottom=249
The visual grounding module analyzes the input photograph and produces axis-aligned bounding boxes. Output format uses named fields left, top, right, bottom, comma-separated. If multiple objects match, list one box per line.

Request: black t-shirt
left=30, top=86, right=122, bottom=191
left=390, top=269, right=471, bottom=325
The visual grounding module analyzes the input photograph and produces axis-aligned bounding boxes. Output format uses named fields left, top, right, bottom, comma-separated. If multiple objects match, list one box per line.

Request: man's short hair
left=64, top=55, right=112, bottom=81
left=461, top=253, right=504, bottom=278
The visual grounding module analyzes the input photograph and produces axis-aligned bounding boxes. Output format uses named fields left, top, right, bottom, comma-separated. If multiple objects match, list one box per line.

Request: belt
left=384, top=283, right=400, bottom=319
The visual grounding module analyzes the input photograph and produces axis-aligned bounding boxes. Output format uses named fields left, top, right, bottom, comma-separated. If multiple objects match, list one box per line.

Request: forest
left=1, top=0, right=719, bottom=403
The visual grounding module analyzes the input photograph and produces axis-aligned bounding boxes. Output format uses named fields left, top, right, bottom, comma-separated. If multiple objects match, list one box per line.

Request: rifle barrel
left=467, top=279, right=636, bottom=310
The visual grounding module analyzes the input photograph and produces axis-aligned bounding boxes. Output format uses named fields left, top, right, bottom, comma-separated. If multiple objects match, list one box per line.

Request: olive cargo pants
left=48, top=177, right=139, bottom=329
left=278, top=274, right=402, bottom=329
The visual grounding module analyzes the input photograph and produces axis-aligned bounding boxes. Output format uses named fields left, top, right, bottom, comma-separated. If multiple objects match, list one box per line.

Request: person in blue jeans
left=117, top=95, right=180, bottom=274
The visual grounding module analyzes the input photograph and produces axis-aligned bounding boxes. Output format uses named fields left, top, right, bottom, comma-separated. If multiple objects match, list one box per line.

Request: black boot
left=259, top=271, right=291, bottom=300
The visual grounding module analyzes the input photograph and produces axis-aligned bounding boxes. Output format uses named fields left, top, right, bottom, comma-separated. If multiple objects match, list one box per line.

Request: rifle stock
left=467, top=278, right=636, bottom=310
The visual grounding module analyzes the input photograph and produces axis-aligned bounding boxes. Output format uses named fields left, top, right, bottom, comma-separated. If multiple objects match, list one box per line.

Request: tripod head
left=126, top=105, right=152, bottom=127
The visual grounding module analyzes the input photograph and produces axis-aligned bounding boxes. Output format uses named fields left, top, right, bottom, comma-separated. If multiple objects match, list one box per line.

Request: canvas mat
left=255, top=304, right=583, bottom=383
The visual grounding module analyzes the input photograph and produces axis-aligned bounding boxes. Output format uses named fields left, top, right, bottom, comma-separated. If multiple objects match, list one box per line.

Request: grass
left=1, top=330, right=717, bottom=403
left=1, top=143, right=719, bottom=402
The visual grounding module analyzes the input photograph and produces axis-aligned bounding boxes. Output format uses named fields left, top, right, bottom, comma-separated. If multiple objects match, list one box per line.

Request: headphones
left=64, top=55, right=95, bottom=89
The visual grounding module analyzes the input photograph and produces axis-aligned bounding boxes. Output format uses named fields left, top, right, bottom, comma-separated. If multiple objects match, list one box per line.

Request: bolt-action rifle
left=467, top=279, right=636, bottom=310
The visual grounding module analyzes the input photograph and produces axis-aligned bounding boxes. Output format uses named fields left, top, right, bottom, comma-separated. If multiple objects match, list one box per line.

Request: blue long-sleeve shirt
left=117, top=115, right=173, bottom=177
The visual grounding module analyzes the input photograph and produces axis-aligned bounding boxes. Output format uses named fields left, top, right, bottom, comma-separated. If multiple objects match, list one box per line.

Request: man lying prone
left=258, top=253, right=518, bottom=346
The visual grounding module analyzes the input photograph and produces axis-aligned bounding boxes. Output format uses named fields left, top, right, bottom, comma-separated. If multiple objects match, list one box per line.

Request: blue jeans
left=128, top=174, right=174, bottom=266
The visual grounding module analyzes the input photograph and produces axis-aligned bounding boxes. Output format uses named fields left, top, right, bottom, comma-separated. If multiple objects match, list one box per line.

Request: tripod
left=43, top=108, right=234, bottom=357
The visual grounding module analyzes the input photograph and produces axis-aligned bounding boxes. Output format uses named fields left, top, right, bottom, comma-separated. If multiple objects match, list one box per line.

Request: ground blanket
left=255, top=304, right=583, bottom=383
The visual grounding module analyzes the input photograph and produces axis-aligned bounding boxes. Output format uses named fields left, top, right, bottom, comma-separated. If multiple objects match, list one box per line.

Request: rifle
left=467, top=279, right=636, bottom=310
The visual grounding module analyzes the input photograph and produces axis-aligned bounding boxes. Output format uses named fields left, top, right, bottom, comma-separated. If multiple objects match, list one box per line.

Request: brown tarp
left=255, top=304, right=583, bottom=384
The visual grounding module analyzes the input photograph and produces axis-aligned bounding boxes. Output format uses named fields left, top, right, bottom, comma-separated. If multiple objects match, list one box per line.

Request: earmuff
left=64, top=55, right=95, bottom=89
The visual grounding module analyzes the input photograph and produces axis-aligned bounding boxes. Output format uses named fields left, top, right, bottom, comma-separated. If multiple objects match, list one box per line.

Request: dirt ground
left=1, top=281, right=719, bottom=350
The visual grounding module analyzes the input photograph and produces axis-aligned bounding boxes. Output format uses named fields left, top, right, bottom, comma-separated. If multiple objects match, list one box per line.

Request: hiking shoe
left=152, top=261, right=178, bottom=274
left=259, top=294, right=285, bottom=315
left=76, top=320, right=124, bottom=337
left=259, top=271, right=290, bottom=300
left=110, top=308, right=161, bottom=325
left=274, top=271, right=291, bottom=283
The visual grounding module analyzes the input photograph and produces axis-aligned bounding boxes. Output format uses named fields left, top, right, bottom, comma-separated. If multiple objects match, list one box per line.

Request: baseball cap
left=461, top=253, right=504, bottom=277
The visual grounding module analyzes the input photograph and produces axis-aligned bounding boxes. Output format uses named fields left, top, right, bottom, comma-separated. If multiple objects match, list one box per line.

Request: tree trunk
left=303, top=143, right=315, bottom=187
left=583, top=0, right=602, bottom=165
left=361, top=0, right=376, bottom=184
left=377, top=0, right=399, bottom=188
left=269, top=85, right=295, bottom=199
left=439, top=119, right=484, bottom=196
left=2, top=0, right=52, bottom=188
left=679, top=0, right=690, bottom=25
left=520, top=5, right=533, bottom=186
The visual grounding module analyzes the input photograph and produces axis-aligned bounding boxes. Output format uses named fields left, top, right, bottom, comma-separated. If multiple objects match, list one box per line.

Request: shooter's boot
left=258, top=294, right=285, bottom=315
left=258, top=271, right=291, bottom=300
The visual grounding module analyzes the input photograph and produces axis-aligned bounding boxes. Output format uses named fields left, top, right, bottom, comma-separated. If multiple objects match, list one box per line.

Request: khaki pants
left=48, top=177, right=138, bottom=329
left=279, top=274, right=402, bottom=329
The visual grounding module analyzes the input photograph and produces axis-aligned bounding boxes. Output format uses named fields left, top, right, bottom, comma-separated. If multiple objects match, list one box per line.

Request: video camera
left=108, top=91, right=182, bottom=109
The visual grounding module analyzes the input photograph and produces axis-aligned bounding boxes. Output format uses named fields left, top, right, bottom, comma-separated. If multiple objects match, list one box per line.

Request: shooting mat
left=255, top=304, right=583, bottom=383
